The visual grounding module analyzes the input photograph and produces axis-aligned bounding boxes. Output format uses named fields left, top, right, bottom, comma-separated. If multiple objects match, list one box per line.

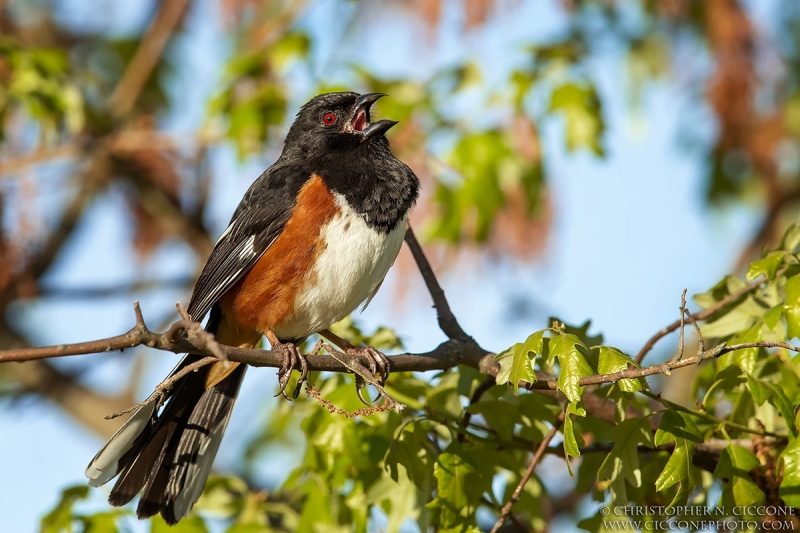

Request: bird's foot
left=274, top=342, right=308, bottom=400
left=347, top=346, right=390, bottom=406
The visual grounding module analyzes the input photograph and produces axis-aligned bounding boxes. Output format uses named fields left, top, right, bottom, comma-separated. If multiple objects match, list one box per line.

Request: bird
left=84, top=92, right=420, bottom=525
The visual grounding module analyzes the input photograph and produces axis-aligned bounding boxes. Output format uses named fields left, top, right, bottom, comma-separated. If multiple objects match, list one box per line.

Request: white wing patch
left=238, top=235, right=255, bottom=261
left=190, top=235, right=268, bottom=319
left=215, top=222, right=235, bottom=245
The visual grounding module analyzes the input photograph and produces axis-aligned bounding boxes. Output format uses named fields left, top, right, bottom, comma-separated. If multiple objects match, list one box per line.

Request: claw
left=346, top=346, right=390, bottom=404
left=355, top=375, right=371, bottom=406
left=292, top=353, right=308, bottom=399
left=274, top=346, right=291, bottom=398
left=272, top=342, right=308, bottom=400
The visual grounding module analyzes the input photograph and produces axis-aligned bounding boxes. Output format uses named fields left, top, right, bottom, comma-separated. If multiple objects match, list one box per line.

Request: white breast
left=274, top=193, right=406, bottom=340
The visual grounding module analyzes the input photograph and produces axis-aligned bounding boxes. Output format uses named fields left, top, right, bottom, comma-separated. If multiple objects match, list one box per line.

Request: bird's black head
left=282, top=92, right=398, bottom=158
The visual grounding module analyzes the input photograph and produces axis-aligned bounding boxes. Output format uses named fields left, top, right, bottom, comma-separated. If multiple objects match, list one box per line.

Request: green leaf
left=714, top=445, right=765, bottom=507
left=294, top=476, right=333, bottom=532
left=763, top=381, right=797, bottom=436
left=550, top=334, right=592, bottom=403
left=597, top=417, right=654, bottom=504
left=548, top=82, right=606, bottom=155
left=493, top=330, right=542, bottom=393
left=467, top=400, right=518, bottom=441
left=719, top=323, right=762, bottom=374
left=780, top=224, right=800, bottom=253
left=780, top=435, right=800, bottom=507
left=563, top=401, right=587, bottom=476
left=368, top=467, right=426, bottom=533
left=267, top=31, right=310, bottom=67
left=552, top=318, right=604, bottom=348
left=764, top=305, right=784, bottom=331
left=78, top=512, right=123, bottom=533
left=40, top=485, right=89, bottom=533
left=654, top=412, right=701, bottom=506
left=385, top=423, right=434, bottom=492
left=579, top=513, right=636, bottom=533
left=747, top=251, right=786, bottom=281
left=431, top=443, right=486, bottom=529
left=784, top=275, right=800, bottom=340
left=195, top=474, right=248, bottom=517
left=701, top=296, right=765, bottom=338
left=597, top=346, right=641, bottom=392
left=511, top=70, right=535, bottom=109
left=430, top=131, right=509, bottom=243
left=693, top=275, right=744, bottom=309
left=746, top=374, right=771, bottom=406
left=225, top=524, right=270, bottom=533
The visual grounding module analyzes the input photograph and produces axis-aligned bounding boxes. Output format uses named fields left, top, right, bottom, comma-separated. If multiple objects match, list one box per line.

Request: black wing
left=186, top=162, right=308, bottom=322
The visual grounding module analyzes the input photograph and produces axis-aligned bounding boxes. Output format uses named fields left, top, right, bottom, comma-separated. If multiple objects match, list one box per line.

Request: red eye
left=322, top=112, right=337, bottom=125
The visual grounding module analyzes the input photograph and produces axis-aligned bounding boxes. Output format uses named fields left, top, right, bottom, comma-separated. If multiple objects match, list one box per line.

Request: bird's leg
left=319, top=329, right=390, bottom=405
left=265, top=328, right=308, bottom=400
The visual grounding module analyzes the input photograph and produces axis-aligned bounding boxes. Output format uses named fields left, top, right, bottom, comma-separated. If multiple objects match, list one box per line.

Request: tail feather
left=134, top=402, right=191, bottom=517
left=164, top=367, right=245, bottom=523
left=85, top=307, right=248, bottom=524
left=87, top=360, right=245, bottom=523
left=84, top=395, right=159, bottom=488
left=86, top=306, right=252, bottom=524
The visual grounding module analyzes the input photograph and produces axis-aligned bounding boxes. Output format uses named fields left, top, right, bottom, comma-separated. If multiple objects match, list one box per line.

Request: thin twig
left=490, top=411, right=565, bottom=533
left=683, top=308, right=704, bottom=357
left=105, top=356, right=216, bottom=419
left=640, top=390, right=782, bottom=438
left=634, top=275, right=768, bottom=364
left=674, top=289, right=687, bottom=362
left=481, top=339, right=800, bottom=394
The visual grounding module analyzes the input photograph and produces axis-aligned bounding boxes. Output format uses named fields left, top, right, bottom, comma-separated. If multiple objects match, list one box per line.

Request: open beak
left=351, top=93, right=398, bottom=139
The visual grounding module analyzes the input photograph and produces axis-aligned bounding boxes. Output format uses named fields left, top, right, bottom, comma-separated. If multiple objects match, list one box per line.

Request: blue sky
left=0, top=0, right=774, bottom=531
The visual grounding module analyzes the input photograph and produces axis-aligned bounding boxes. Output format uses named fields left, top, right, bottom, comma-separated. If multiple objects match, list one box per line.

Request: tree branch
left=0, top=302, right=480, bottom=374
left=3, top=299, right=798, bottom=405
left=404, top=225, right=469, bottom=340
left=108, top=0, right=191, bottom=117
left=502, top=340, right=800, bottom=392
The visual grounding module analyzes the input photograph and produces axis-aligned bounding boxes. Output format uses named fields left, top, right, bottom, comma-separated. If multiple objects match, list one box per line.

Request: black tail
left=85, top=314, right=246, bottom=524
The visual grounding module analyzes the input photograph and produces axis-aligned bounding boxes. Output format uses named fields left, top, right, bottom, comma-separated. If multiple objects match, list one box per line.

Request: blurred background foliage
left=3, top=0, right=800, bottom=532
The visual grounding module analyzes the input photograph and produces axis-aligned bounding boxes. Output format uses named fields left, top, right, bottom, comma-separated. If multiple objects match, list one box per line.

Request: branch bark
left=404, top=226, right=469, bottom=340
left=0, top=302, right=482, bottom=374
left=2, top=304, right=798, bottom=403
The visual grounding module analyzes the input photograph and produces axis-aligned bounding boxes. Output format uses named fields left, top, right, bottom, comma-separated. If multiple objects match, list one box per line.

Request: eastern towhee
left=84, top=92, right=420, bottom=524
